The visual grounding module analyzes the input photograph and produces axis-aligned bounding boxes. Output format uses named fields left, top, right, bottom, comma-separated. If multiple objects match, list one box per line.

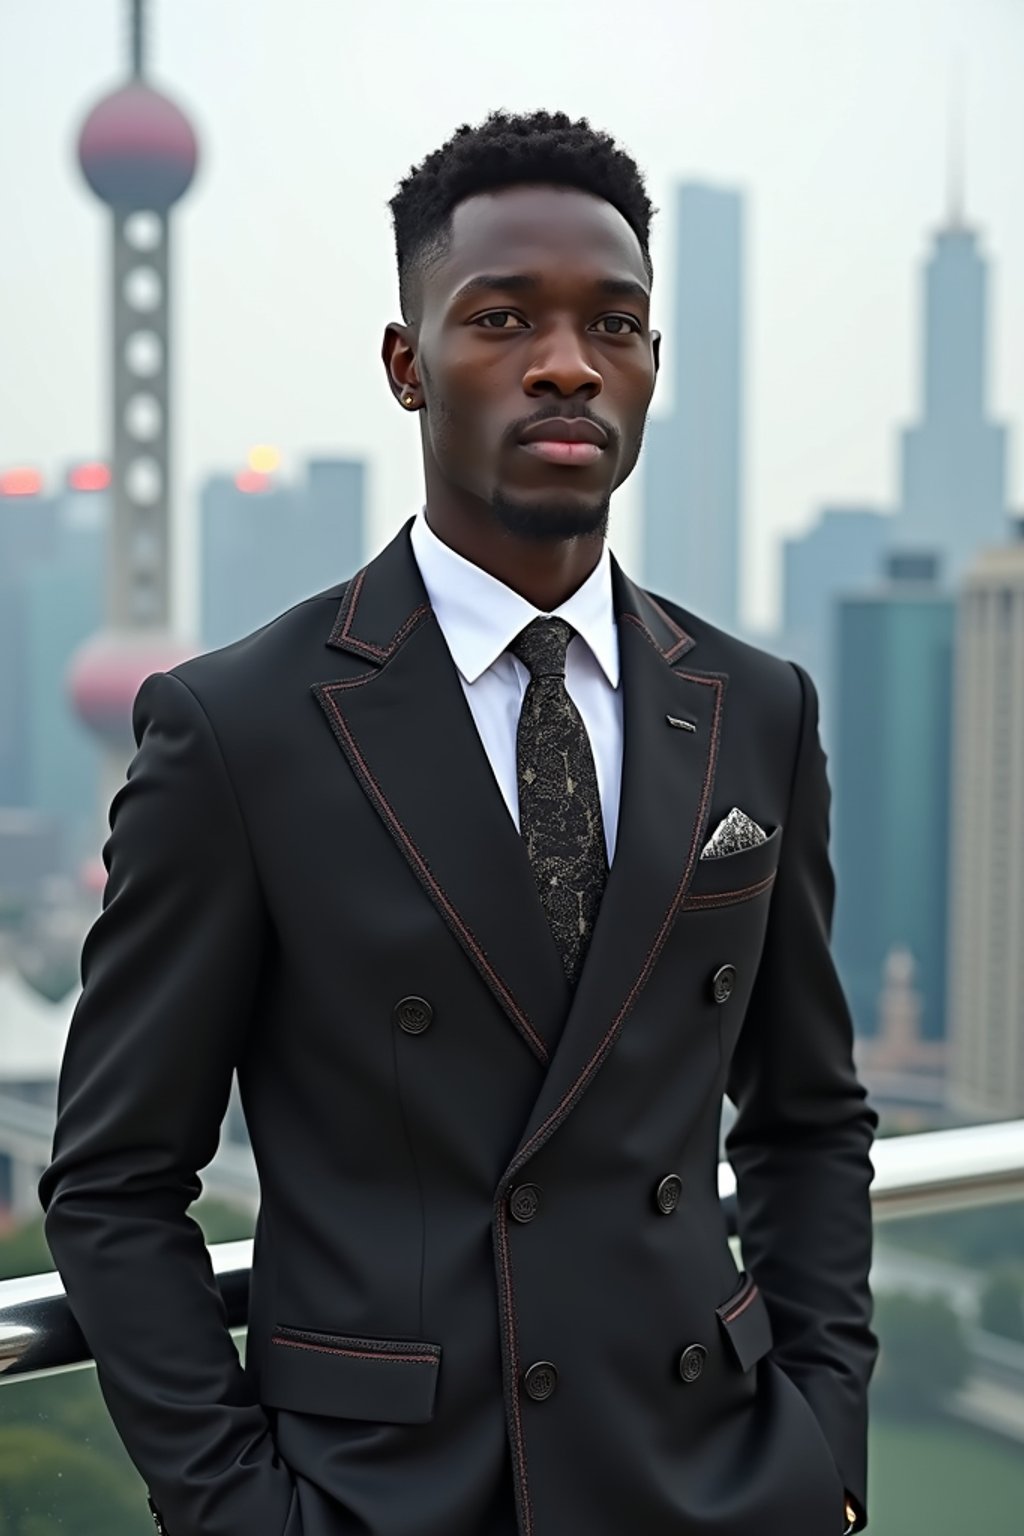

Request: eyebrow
left=449, top=273, right=650, bottom=306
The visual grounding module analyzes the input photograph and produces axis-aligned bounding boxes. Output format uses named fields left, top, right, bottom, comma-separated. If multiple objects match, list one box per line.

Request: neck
left=423, top=500, right=605, bottom=612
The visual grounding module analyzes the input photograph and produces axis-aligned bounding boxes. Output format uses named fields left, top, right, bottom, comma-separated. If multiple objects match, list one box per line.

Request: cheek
left=426, top=359, right=505, bottom=463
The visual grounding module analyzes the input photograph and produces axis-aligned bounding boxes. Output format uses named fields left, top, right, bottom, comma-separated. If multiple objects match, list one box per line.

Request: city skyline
left=2, top=0, right=1023, bottom=637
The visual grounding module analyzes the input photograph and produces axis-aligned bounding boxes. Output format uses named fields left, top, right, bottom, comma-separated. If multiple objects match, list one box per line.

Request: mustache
left=510, top=405, right=616, bottom=444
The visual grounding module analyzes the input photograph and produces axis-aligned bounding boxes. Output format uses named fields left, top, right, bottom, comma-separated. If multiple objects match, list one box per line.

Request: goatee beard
left=490, top=490, right=610, bottom=543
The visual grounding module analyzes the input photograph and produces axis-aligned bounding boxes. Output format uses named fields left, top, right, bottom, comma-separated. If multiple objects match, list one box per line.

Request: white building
left=946, top=532, right=1024, bottom=1118
left=0, top=966, right=78, bottom=1220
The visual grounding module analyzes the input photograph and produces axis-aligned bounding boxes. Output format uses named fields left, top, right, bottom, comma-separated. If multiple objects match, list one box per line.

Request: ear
left=651, top=329, right=661, bottom=375
left=381, top=320, right=420, bottom=405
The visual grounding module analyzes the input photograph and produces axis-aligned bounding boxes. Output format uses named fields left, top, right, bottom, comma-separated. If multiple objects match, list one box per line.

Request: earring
left=402, top=392, right=416, bottom=408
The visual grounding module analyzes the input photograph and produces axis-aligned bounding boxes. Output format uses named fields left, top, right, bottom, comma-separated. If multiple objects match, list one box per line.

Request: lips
left=518, top=417, right=608, bottom=447
left=517, top=416, right=609, bottom=467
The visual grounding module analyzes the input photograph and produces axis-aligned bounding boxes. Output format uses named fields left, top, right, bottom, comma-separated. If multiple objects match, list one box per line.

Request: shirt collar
left=409, top=508, right=620, bottom=689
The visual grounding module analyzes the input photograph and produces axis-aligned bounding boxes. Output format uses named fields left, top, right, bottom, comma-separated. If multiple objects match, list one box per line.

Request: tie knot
left=510, top=617, right=573, bottom=680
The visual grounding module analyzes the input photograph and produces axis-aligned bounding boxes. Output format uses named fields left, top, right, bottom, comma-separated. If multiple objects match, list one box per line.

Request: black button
left=654, top=1174, right=682, bottom=1214
left=711, top=965, right=736, bottom=1004
left=523, top=1360, right=558, bottom=1401
left=394, top=996, right=433, bottom=1034
left=678, top=1343, right=707, bottom=1383
left=509, top=1184, right=542, bottom=1223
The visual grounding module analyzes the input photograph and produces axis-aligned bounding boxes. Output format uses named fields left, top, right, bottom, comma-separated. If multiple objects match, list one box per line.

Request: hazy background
left=2, top=7, right=1024, bottom=1534
left=2, top=0, right=1022, bottom=635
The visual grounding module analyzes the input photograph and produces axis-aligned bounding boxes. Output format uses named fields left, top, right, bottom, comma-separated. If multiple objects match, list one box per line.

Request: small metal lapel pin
left=666, top=714, right=697, bottom=732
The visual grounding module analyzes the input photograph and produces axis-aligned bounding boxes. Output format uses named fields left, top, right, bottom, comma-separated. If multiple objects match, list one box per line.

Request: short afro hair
left=387, top=108, right=657, bottom=323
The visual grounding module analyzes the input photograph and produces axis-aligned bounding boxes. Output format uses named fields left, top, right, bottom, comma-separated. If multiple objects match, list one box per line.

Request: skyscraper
left=0, top=471, right=57, bottom=808
left=946, top=533, right=1024, bottom=1119
left=778, top=504, right=890, bottom=743
left=24, top=478, right=107, bottom=864
left=890, top=194, right=1010, bottom=582
left=199, top=456, right=366, bottom=651
left=641, top=183, right=744, bottom=631
left=0, top=467, right=108, bottom=868
left=832, top=552, right=955, bottom=1046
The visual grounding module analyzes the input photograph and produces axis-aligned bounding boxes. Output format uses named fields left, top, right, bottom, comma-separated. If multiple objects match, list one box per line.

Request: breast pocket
left=683, top=823, right=782, bottom=912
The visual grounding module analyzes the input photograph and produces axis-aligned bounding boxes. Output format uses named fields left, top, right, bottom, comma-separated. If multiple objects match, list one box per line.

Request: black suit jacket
left=40, top=520, right=878, bottom=1536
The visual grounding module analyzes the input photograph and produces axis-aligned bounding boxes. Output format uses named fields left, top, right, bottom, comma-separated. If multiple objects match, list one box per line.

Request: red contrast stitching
left=643, top=592, right=693, bottom=661
left=722, top=1282, right=760, bottom=1325
left=328, top=567, right=431, bottom=660
left=315, top=684, right=548, bottom=1064
left=509, top=672, right=724, bottom=1172
left=682, top=873, right=777, bottom=910
left=619, top=604, right=693, bottom=662
left=495, top=1203, right=533, bottom=1536
left=620, top=611, right=665, bottom=653
left=270, top=1337, right=438, bottom=1366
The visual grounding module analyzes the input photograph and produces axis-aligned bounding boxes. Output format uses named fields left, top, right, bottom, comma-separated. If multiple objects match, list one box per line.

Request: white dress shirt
left=409, top=510, right=624, bottom=863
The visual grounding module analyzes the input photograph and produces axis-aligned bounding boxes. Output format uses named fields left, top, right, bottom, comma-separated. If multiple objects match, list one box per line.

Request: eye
left=474, top=310, right=528, bottom=329
left=593, top=315, right=642, bottom=335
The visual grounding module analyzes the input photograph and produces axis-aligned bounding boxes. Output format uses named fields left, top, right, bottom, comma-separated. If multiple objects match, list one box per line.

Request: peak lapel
left=312, top=522, right=570, bottom=1064
left=508, top=563, right=727, bottom=1170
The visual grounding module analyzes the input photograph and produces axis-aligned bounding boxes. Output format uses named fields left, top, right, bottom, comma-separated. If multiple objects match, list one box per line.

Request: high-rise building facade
left=200, top=457, right=366, bottom=651
left=891, top=219, right=1010, bottom=583
left=779, top=504, right=890, bottom=745
left=832, top=552, right=955, bottom=1046
left=24, top=489, right=107, bottom=864
left=946, top=534, right=1024, bottom=1119
left=641, top=183, right=744, bottom=631
left=0, top=469, right=108, bottom=870
left=0, top=473, right=58, bottom=808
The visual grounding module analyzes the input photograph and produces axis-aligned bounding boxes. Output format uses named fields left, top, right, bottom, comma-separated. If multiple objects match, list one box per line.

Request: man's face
left=394, top=183, right=660, bottom=541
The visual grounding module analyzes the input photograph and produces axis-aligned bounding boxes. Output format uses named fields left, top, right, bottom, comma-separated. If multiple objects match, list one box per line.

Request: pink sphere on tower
left=67, top=633, right=196, bottom=749
left=78, top=81, right=198, bottom=210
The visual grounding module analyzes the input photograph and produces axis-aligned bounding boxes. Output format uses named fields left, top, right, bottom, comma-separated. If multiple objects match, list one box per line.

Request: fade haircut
left=387, top=109, right=657, bottom=324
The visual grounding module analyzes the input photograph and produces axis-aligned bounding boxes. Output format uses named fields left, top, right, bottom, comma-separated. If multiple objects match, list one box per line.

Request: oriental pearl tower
left=67, top=0, right=198, bottom=888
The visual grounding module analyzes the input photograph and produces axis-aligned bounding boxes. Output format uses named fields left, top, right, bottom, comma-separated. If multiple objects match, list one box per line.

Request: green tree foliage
left=0, top=1423, right=144, bottom=1534
left=871, top=1290, right=971, bottom=1418
left=0, top=1220, right=52, bottom=1282
left=878, top=1202, right=1024, bottom=1270
left=978, top=1267, right=1024, bottom=1342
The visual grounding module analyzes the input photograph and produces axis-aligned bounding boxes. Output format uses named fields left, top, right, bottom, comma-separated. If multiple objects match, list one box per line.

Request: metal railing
left=1, top=1119, right=1022, bottom=1384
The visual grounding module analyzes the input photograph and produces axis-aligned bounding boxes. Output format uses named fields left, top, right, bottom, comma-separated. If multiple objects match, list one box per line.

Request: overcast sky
left=1, top=0, right=1021, bottom=634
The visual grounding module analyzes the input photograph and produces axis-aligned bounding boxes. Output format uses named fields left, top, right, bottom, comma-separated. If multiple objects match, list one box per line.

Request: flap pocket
left=262, top=1326, right=441, bottom=1423
left=684, top=824, right=782, bottom=909
left=715, top=1272, right=773, bottom=1372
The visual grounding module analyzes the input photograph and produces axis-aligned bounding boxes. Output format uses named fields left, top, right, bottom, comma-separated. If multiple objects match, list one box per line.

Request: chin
left=489, top=490, right=610, bottom=543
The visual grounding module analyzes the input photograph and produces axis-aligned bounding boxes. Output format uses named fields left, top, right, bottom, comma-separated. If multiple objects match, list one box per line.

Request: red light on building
left=68, top=462, right=111, bottom=492
left=234, top=469, right=270, bottom=494
left=0, top=468, right=44, bottom=497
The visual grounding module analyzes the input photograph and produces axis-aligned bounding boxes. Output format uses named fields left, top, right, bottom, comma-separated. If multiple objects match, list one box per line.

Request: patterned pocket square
left=700, top=807, right=768, bottom=860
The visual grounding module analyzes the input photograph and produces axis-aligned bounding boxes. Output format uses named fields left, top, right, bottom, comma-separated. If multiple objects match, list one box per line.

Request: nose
left=522, top=319, right=603, bottom=400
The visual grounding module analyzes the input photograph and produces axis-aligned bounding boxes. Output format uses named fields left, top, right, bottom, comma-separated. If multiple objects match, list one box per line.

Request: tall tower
left=641, top=183, right=745, bottom=632
left=890, top=106, right=1010, bottom=583
left=66, top=1, right=198, bottom=875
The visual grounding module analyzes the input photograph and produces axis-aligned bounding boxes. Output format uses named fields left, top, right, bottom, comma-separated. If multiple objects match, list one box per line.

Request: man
left=41, top=109, right=878, bottom=1536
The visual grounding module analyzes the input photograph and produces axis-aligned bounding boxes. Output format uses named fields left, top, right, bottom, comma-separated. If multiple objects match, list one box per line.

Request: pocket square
left=700, top=807, right=768, bottom=860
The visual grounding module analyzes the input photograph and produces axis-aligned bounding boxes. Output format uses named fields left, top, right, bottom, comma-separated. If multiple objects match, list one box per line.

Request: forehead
left=428, top=184, right=649, bottom=305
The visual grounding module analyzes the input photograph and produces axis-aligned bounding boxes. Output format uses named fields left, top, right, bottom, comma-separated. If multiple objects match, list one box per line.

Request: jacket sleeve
left=723, top=661, right=879, bottom=1532
left=39, top=670, right=298, bottom=1536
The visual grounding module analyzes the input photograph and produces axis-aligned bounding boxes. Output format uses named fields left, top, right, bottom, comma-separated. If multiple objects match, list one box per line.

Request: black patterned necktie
left=510, top=617, right=609, bottom=989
